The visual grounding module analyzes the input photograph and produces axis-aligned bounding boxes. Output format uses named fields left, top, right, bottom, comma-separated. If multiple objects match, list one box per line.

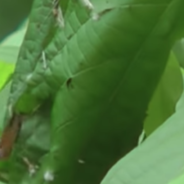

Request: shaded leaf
left=8, top=102, right=52, bottom=183
left=15, top=1, right=184, bottom=184
left=6, top=0, right=184, bottom=184
left=144, top=52, right=183, bottom=135
left=101, top=74, right=184, bottom=184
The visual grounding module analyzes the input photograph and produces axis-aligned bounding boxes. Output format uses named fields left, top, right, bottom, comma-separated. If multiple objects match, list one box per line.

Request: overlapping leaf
left=5, top=0, right=184, bottom=184
left=144, top=52, right=183, bottom=135
left=101, top=75, right=184, bottom=184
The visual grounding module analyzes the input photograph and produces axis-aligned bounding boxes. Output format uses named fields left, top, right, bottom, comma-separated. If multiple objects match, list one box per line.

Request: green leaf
left=10, top=0, right=63, bottom=109
left=11, top=1, right=184, bottom=184
left=7, top=0, right=184, bottom=184
left=144, top=52, right=183, bottom=135
left=101, top=75, right=184, bottom=184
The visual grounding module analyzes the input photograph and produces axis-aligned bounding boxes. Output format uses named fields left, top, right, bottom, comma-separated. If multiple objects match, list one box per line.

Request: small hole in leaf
left=66, top=78, right=73, bottom=89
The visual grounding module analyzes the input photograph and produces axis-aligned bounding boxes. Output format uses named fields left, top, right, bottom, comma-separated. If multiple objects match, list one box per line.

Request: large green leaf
left=5, top=0, right=184, bottom=184
left=101, top=76, right=184, bottom=184
left=10, top=1, right=184, bottom=184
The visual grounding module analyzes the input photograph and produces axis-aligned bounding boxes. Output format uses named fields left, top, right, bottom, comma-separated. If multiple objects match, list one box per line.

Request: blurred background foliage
left=0, top=0, right=32, bottom=42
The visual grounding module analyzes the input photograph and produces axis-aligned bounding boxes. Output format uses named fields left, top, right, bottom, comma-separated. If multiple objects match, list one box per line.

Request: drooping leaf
left=5, top=0, right=184, bottom=184
left=8, top=0, right=184, bottom=184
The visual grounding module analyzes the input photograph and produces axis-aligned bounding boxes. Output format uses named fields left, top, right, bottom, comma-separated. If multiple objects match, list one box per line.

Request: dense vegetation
left=0, top=0, right=184, bottom=183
